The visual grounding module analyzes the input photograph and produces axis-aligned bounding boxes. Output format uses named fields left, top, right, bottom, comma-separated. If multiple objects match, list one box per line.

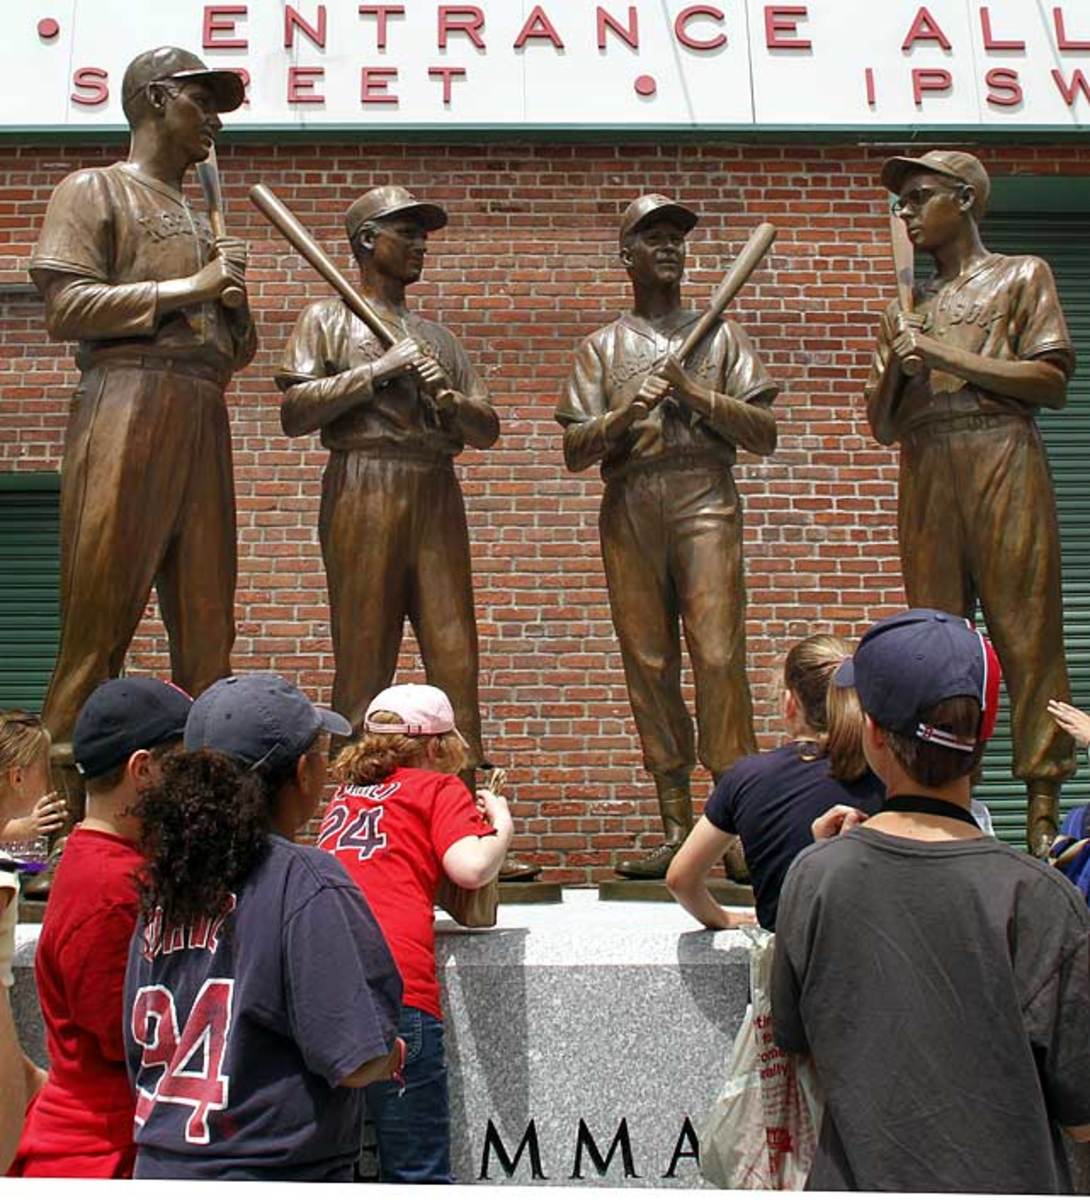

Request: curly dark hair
left=132, top=749, right=294, bottom=930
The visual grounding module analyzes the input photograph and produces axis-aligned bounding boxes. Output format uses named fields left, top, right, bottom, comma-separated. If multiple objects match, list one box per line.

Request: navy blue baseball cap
left=835, top=609, right=1001, bottom=751
left=74, top=678, right=192, bottom=778
left=184, top=673, right=351, bottom=773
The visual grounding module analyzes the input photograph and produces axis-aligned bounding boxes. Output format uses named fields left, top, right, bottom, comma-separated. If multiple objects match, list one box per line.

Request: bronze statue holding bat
left=270, top=184, right=539, bottom=881
left=557, top=194, right=779, bottom=879
left=26, top=46, right=255, bottom=892
left=866, top=150, right=1076, bottom=857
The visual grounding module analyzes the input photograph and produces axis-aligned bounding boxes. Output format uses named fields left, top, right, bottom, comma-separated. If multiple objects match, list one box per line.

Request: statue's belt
left=901, top=410, right=1032, bottom=448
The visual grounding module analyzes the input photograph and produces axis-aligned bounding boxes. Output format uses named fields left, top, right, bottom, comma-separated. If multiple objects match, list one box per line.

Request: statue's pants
left=599, top=454, right=756, bottom=779
left=43, top=358, right=236, bottom=743
left=319, top=451, right=486, bottom=767
left=898, top=413, right=1075, bottom=784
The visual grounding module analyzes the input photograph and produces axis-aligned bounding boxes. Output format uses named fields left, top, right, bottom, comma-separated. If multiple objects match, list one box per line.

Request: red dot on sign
left=38, top=18, right=60, bottom=38
left=634, top=74, right=657, bottom=97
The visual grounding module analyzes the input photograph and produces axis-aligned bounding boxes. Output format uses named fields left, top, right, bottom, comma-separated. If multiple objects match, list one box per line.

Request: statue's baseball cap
left=618, top=194, right=699, bottom=247
left=364, top=682, right=468, bottom=744
left=121, top=47, right=246, bottom=114
left=345, top=186, right=448, bottom=243
left=185, top=673, right=351, bottom=773
left=834, top=609, right=1001, bottom=752
left=880, top=150, right=990, bottom=221
left=73, top=678, right=192, bottom=779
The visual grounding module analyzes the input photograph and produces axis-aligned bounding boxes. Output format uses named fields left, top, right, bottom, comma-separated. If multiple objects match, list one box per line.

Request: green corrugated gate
left=0, top=473, right=61, bottom=712
left=972, top=184, right=1090, bottom=844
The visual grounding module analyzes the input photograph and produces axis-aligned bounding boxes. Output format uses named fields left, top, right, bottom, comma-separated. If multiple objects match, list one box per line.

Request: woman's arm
left=441, top=789, right=514, bottom=889
left=339, top=1038, right=404, bottom=1089
left=666, top=817, right=756, bottom=929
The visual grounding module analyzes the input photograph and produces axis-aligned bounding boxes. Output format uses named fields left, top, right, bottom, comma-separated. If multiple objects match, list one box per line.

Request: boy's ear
left=127, top=748, right=154, bottom=785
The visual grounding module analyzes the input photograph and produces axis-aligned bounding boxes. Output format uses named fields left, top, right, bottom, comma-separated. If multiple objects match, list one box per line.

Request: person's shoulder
left=262, top=836, right=356, bottom=901
left=790, top=826, right=873, bottom=875
left=295, top=295, right=349, bottom=328
left=46, top=163, right=117, bottom=198
left=581, top=316, right=627, bottom=349
left=396, top=766, right=466, bottom=801
left=729, top=743, right=799, bottom=786
left=983, top=251, right=1055, bottom=285
left=988, top=840, right=1090, bottom=923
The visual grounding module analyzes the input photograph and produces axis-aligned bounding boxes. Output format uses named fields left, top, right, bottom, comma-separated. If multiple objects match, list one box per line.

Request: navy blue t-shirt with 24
left=704, top=743, right=884, bottom=931
left=124, top=835, right=402, bottom=1180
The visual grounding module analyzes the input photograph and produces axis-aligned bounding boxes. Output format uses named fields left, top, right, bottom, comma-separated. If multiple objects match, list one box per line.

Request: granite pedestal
left=427, top=891, right=750, bottom=1186
left=14, top=891, right=754, bottom=1187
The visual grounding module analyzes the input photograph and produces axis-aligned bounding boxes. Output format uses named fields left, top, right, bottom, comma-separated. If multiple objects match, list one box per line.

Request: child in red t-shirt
left=319, top=683, right=512, bottom=1183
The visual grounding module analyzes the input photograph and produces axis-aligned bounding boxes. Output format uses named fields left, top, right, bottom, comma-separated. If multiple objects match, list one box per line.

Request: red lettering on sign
left=902, top=7, right=952, bottom=51
left=284, top=5, right=326, bottom=49
left=229, top=67, right=251, bottom=105
left=288, top=66, right=325, bottom=102
left=674, top=5, right=727, bottom=50
left=979, top=7, right=1024, bottom=51
left=514, top=6, right=564, bottom=49
left=912, top=67, right=952, bottom=103
left=865, top=66, right=877, bottom=105
left=597, top=6, right=639, bottom=50
left=71, top=66, right=108, bottom=106
left=985, top=67, right=1022, bottom=105
left=428, top=65, right=466, bottom=103
left=1054, top=7, right=1090, bottom=50
left=1052, top=67, right=1090, bottom=104
left=438, top=5, right=485, bottom=49
left=764, top=6, right=810, bottom=50
left=361, top=66, right=399, bottom=102
left=359, top=5, right=405, bottom=49
left=203, top=5, right=248, bottom=50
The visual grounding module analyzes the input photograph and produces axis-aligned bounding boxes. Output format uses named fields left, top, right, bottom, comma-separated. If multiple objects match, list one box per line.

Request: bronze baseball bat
left=676, top=221, right=778, bottom=362
left=890, top=211, right=923, bottom=377
left=250, top=183, right=401, bottom=346
left=250, top=183, right=458, bottom=407
left=628, top=221, right=777, bottom=422
left=195, top=147, right=244, bottom=309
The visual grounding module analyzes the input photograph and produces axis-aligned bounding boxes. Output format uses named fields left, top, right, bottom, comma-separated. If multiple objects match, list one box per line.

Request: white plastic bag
left=699, top=928, right=823, bottom=1189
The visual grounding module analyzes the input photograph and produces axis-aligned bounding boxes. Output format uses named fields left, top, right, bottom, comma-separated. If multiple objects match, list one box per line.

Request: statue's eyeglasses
left=891, top=185, right=966, bottom=216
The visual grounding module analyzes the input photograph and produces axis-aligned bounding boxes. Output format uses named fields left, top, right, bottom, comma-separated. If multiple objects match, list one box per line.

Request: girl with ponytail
left=667, top=634, right=883, bottom=931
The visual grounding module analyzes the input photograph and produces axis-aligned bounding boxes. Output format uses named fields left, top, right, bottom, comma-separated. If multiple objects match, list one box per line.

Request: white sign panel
left=0, top=0, right=1088, bottom=132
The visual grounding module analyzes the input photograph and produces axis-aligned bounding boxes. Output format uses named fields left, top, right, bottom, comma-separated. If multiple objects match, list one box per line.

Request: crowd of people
left=1, top=607, right=1089, bottom=1188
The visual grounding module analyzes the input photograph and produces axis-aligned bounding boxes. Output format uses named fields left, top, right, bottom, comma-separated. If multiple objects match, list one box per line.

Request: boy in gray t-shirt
left=772, top=608, right=1090, bottom=1193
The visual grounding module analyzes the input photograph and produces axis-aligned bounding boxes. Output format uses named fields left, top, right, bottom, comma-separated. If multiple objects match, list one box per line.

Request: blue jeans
left=365, top=1006, right=452, bottom=1183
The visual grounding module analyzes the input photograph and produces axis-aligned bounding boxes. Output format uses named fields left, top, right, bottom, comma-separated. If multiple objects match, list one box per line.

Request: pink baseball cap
left=364, top=683, right=459, bottom=737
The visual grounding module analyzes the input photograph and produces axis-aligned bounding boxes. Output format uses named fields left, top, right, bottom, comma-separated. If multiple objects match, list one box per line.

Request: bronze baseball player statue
left=556, top=195, right=779, bottom=879
left=276, top=186, right=537, bottom=880
left=27, top=47, right=255, bottom=893
left=866, top=150, right=1076, bottom=857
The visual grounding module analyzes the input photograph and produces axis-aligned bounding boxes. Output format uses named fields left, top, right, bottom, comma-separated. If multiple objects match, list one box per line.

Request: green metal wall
left=973, top=197, right=1090, bottom=843
left=0, top=474, right=60, bottom=711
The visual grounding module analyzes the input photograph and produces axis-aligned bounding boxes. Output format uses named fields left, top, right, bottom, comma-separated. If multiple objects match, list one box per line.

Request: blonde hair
left=783, top=635, right=868, bottom=782
left=0, top=711, right=51, bottom=775
left=334, top=710, right=468, bottom=787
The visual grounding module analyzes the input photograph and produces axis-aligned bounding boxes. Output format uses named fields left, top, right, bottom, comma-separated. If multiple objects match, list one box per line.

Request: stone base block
left=14, top=889, right=755, bottom=1186
left=436, top=889, right=751, bottom=1186
left=597, top=879, right=754, bottom=906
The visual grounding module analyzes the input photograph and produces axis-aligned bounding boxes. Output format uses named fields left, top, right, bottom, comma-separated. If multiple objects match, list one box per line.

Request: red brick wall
left=2, top=140, right=1087, bottom=882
